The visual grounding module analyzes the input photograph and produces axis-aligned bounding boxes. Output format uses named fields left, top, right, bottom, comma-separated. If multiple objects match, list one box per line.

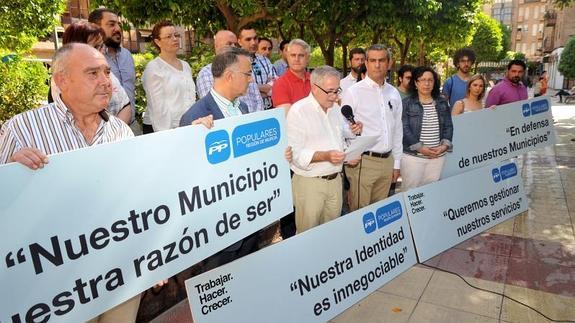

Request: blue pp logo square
left=492, top=168, right=501, bottom=183
left=363, top=212, right=376, bottom=234
left=205, top=130, right=231, bottom=164
left=522, top=103, right=531, bottom=117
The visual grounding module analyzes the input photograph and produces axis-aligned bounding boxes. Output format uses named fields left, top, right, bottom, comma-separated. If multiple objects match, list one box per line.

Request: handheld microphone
left=341, top=105, right=356, bottom=124
left=341, top=105, right=361, bottom=136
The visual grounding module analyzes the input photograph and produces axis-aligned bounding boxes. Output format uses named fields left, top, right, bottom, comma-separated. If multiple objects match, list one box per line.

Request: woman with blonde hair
left=451, top=74, right=487, bottom=116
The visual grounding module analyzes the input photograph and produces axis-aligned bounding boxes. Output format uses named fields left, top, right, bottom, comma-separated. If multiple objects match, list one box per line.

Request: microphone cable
left=419, top=263, right=575, bottom=323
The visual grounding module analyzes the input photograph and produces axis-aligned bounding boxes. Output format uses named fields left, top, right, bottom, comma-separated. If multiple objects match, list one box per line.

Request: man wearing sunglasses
left=287, top=66, right=362, bottom=233
left=341, top=44, right=403, bottom=212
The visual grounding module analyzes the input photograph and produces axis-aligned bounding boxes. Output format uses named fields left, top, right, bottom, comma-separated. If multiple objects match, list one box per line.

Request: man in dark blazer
left=180, top=47, right=252, bottom=127
left=179, top=47, right=257, bottom=271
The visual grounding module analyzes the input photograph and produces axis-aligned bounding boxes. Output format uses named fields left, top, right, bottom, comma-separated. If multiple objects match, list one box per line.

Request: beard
left=104, top=35, right=121, bottom=49
left=351, top=64, right=365, bottom=74
left=510, top=76, right=521, bottom=84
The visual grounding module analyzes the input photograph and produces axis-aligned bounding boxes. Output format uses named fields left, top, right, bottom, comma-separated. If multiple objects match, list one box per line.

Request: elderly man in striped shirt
left=0, top=43, right=139, bottom=322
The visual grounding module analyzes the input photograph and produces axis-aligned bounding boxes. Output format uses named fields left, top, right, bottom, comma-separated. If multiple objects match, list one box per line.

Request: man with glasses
left=287, top=66, right=362, bottom=233
left=89, top=8, right=136, bottom=124
left=442, top=48, right=476, bottom=107
left=179, top=47, right=259, bottom=269
left=196, top=30, right=264, bottom=113
left=341, top=44, right=403, bottom=211
left=237, top=26, right=277, bottom=109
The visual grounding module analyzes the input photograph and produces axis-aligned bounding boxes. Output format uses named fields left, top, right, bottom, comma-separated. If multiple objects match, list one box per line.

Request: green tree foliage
left=470, top=12, right=503, bottom=64
left=0, top=54, right=49, bottom=122
left=498, top=22, right=512, bottom=60
left=0, top=0, right=66, bottom=51
left=553, top=0, right=574, bottom=8
left=558, top=37, right=575, bottom=78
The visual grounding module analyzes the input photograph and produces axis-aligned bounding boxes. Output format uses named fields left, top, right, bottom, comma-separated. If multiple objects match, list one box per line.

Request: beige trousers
left=345, top=154, right=394, bottom=211
left=400, top=154, right=445, bottom=191
left=292, top=174, right=342, bottom=233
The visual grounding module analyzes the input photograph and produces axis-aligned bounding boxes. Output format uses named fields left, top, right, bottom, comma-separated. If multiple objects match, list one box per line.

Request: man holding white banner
left=0, top=43, right=139, bottom=322
left=287, top=66, right=362, bottom=233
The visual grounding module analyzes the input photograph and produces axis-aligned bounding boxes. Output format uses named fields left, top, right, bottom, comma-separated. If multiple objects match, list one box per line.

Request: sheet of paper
left=344, top=135, right=379, bottom=161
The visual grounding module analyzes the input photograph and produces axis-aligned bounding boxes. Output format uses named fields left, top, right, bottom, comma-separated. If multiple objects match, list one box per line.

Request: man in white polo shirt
left=342, top=44, right=403, bottom=211
left=287, top=66, right=362, bottom=233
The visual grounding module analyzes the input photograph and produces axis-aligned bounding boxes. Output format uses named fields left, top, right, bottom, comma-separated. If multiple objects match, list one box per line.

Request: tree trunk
left=342, top=42, right=348, bottom=75
left=418, top=40, right=425, bottom=66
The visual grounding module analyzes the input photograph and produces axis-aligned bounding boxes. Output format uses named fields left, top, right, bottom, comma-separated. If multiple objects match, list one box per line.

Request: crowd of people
left=0, top=7, right=538, bottom=322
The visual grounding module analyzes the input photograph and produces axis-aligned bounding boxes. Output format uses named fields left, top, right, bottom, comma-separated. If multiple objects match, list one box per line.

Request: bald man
left=0, top=43, right=139, bottom=322
left=195, top=30, right=264, bottom=113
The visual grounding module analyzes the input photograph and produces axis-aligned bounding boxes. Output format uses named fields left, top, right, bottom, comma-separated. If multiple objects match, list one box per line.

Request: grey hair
left=367, top=44, right=392, bottom=62
left=211, top=47, right=252, bottom=78
left=311, top=65, right=341, bottom=85
left=51, top=43, right=79, bottom=75
left=287, top=38, right=311, bottom=55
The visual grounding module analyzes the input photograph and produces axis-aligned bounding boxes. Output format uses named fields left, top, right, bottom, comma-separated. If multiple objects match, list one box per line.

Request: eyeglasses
left=314, top=83, right=342, bottom=95
left=160, top=33, right=182, bottom=40
left=233, top=70, right=253, bottom=77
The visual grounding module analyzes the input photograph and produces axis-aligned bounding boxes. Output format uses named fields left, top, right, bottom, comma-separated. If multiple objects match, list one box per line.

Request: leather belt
left=317, top=172, right=340, bottom=180
left=362, top=151, right=391, bottom=158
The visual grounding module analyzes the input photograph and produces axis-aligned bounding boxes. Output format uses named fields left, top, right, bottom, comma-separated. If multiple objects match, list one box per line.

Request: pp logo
left=492, top=168, right=501, bottom=183
left=522, top=103, right=531, bottom=117
left=205, top=130, right=231, bottom=164
left=363, top=212, right=377, bottom=234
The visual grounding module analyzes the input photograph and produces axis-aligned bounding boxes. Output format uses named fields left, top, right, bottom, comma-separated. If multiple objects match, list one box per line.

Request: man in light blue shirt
left=89, top=8, right=136, bottom=123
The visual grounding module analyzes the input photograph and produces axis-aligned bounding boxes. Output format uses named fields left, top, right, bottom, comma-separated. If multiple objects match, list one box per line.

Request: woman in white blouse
left=142, top=21, right=196, bottom=133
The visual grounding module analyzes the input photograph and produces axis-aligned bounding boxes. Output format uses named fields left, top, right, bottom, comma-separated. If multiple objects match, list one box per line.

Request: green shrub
left=0, top=53, right=49, bottom=123
left=132, top=51, right=155, bottom=121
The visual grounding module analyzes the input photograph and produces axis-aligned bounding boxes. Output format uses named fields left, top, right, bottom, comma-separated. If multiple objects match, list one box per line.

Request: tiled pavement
left=151, top=99, right=575, bottom=323
left=329, top=100, right=575, bottom=323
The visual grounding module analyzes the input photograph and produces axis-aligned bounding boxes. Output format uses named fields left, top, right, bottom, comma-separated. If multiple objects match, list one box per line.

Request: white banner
left=185, top=195, right=417, bottom=323
left=0, top=109, right=293, bottom=322
left=406, top=160, right=527, bottom=262
left=441, top=97, right=555, bottom=178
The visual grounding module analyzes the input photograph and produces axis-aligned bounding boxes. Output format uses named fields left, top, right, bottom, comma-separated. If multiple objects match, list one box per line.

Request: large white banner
left=185, top=196, right=417, bottom=323
left=406, top=160, right=527, bottom=262
left=441, top=97, right=555, bottom=178
left=0, top=110, right=292, bottom=323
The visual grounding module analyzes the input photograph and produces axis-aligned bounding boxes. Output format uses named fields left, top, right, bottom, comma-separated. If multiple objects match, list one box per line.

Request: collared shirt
left=196, top=63, right=264, bottom=113
left=273, top=58, right=288, bottom=76
left=142, top=57, right=196, bottom=131
left=210, top=88, right=243, bottom=118
left=252, top=54, right=277, bottom=109
left=342, top=75, right=403, bottom=169
left=485, top=78, right=528, bottom=107
left=104, top=46, right=136, bottom=120
left=287, top=93, right=348, bottom=177
left=271, top=69, right=311, bottom=106
left=340, top=73, right=359, bottom=93
left=0, top=95, right=133, bottom=164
